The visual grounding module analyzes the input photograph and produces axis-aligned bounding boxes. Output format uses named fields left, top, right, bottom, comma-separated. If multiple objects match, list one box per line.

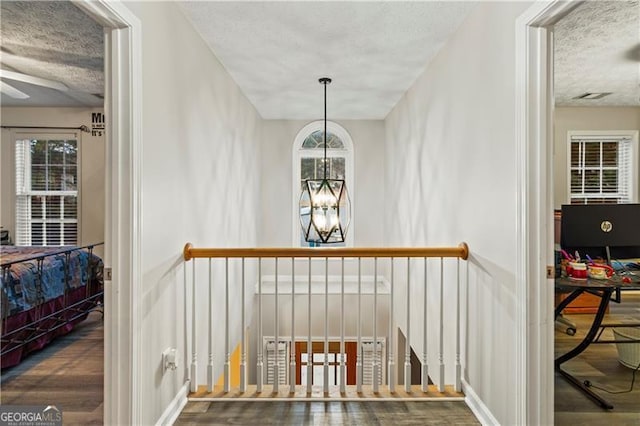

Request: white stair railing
left=183, top=243, right=469, bottom=396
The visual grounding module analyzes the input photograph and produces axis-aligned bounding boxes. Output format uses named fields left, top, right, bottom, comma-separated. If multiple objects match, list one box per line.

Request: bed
left=0, top=244, right=103, bottom=368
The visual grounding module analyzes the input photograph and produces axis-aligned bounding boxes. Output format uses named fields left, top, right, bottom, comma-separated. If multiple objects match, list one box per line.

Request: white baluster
left=190, top=260, right=198, bottom=392
left=240, top=258, right=246, bottom=393
left=307, top=257, right=312, bottom=394
left=290, top=257, right=296, bottom=394
left=356, top=257, right=362, bottom=393
left=465, top=260, right=470, bottom=387
left=274, top=258, right=279, bottom=394
left=405, top=257, right=411, bottom=393
left=422, top=257, right=429, bottom=393
left=207, top=259, right=214, bottom=392
left=184, top=262, right=188, bottom=383
left=373, top=257, right=379, bottom=393
left=439, top=257, right=445, bottom=392
left=323, top=257, right=329, bottom=395
left=257, top=259, right=263, bottom=392
left=224, top=258, right=230, bottom=393
left=455, top=258, right=461, bottom=392
left=388, top=259, right=395, bottom=393
left=340, top=257, right=346, bottom=394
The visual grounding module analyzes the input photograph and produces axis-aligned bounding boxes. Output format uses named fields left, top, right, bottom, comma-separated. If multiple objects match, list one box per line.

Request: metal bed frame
left=0, top=243, right=104, bottom=366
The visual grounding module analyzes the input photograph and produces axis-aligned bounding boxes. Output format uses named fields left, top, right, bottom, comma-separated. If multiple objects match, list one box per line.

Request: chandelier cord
left=323, top=80, right=327, bottom=180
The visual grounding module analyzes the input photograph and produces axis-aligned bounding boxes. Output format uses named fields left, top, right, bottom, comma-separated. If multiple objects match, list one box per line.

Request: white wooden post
left=190, top=261, right=198, bottom=392
left=388, top=259, right=395, bottom=393
left=455, top=258, right=462, bottom=392
left=373, top=257, right=379, bottom=393
left=340, top=258, right=346, bottom=393
left=439, top=257, right=445, bottom=392
left=257, top=259, right=263, bottom=392
left=240, top=258, right=246, bottom=392
left=422, top=257, right=429, bottom=393
left=307, top=257, right=312, bottom=394
left=356, top=257, right=363, bottom=393
left=207, top=259, right=213, bottom=392
left=290, top=258, right=296, bottom=394
left=274, top=258, right=279, bottom=393
left=323, top=257, right=329, bottom=394
left=404, top=258, right=411, bottom=392
left=224, top=258, right=230, bottom=393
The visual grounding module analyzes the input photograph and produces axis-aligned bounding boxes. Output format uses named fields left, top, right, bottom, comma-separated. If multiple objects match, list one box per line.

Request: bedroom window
left=568, top=132, right=638, bottom=205
left=15, top=136, right=79, bottom=246
left=293, top=121, right=354, bottom=247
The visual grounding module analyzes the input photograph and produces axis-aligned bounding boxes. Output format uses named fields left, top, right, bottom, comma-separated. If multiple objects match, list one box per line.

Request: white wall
left=0, top=107, right=105, bottom=252
left=124, top=2, right=262, bottom=424
left=384, top=2, right=531, bottom=424
left=553, top=106, right=640, bottom=207
left=260, top=119, right=384, bottom=247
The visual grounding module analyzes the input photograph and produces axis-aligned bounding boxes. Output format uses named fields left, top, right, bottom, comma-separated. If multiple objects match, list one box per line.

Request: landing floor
left=175, top=400, right=480, bottom=425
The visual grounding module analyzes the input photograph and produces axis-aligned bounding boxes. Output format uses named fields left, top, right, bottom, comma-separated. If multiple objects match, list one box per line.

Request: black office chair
left=1, top=228, right=12, bottom=245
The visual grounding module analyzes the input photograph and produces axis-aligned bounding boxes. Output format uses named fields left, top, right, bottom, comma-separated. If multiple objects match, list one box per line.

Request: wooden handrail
left=183, top=242, right=469, bottom=261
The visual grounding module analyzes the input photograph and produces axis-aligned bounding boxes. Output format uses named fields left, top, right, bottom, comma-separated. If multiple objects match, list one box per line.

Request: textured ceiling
left=178, top=1, right=475, bottom=120
left=2, top=1, right=638, bottom=112
left=0, top=1, right=104, bottom=107
left=554, top=0, right=640, bottom=107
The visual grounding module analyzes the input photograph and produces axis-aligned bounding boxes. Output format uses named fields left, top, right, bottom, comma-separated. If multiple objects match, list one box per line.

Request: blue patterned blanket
left=0, top=246, right=102, bottom=316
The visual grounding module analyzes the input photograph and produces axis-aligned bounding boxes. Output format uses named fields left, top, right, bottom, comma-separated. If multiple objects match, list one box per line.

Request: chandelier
left=299, top=78, right=351, bottom=244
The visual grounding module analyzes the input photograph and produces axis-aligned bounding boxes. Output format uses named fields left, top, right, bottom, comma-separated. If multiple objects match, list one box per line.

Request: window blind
left=15, top=137, right=79, bottom=246
left=569, top=135, right=633, bottom=204
left=265, top=340, right=288, bottom=385
left=361, top=341, right=384, bottom=385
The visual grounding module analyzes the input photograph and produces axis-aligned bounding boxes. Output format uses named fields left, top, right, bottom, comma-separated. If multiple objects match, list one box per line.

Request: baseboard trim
left=462, top=379, right=499, bottom=426
left=156, top=382, right=189, bottom=426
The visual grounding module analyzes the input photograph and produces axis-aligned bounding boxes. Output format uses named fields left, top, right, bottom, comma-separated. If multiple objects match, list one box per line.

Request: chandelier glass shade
left=299, top=78, right=351, bottom=244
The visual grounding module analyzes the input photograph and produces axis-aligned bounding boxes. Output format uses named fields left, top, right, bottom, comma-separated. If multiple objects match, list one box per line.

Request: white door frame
left=515, top=1, right=583, bottom=425
left=72, top=1, right=142, bottom=424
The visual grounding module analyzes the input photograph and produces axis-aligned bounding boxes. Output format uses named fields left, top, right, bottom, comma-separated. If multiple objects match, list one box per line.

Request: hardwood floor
left=0, top=311, right=104, bottom=425
left=176, top=400, right=480, bottom=425
left=3, top=291, right=636, bottom=426
left=555, top=292, right=640, bottom=425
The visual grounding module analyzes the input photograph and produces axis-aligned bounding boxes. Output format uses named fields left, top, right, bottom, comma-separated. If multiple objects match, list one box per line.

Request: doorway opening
left=295, top=341, right=358, bottom=385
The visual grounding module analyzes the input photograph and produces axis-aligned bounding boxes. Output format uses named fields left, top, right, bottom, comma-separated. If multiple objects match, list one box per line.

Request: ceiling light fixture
left=0, top=80, right=29, bottom=99
left=0, top=69, right=69, bottom=92
left=299, top=77, right=351, bottom=244
left=574, top=92, right=612, bottom=100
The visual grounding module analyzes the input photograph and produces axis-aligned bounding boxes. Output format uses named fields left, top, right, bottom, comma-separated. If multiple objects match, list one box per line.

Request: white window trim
left=13, top=131, right=82, bottom=246
left=566, top=130, right=639, bottom=204
left=292, top=120, right=355, bottom=247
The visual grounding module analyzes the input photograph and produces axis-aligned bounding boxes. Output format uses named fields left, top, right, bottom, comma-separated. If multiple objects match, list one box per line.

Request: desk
left=555, top=275, right=640, bottom=409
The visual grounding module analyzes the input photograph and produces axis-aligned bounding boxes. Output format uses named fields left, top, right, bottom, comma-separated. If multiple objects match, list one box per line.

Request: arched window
left=293, top=121, right=354, bottom=247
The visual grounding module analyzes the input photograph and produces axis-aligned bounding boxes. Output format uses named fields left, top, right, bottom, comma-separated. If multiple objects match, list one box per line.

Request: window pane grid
left=301, top=130, right=344, bottom=149
left=569, top=137, right=632, bottom=205
left=16, top=138, right=78, bottom=246
left=300, top=157, right=346, bottom=190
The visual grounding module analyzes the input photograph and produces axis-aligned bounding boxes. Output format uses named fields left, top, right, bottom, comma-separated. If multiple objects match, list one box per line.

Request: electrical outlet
left=162, top=348, right=178, bottom=372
